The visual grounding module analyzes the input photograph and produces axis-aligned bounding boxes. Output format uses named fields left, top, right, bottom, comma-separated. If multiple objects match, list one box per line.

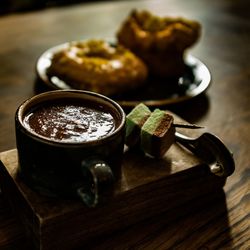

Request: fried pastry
left=47, top=40, right=148, bottom=96
left=117, top=10, right=201, bottom=78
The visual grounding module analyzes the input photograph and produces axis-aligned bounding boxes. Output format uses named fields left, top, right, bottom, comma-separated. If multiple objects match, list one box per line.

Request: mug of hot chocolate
left=15, top=90, right=126, bottom=207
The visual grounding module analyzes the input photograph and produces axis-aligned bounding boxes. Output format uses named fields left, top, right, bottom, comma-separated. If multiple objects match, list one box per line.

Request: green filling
left=141, top=109, right=166, bottom=134
left=141, top=109, right=166, bottom=154
left=126, top=103, right=151, bottom=138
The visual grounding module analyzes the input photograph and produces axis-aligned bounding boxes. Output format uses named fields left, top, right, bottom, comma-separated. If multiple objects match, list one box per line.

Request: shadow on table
left=34, top=77, right=53, bottom=94
left=168, top=93, right=210, bottom=124
left=34, top=76, right=210, bottom=123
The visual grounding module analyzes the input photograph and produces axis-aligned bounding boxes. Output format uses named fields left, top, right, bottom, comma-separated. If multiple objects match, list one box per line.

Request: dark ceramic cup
left=15, top=90, right=126, bottom=207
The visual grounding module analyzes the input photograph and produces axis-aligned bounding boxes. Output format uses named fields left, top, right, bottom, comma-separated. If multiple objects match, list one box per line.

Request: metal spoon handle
left=175, top=132, right=235, bottom=177
left=175, top=132, right=199, bottom=154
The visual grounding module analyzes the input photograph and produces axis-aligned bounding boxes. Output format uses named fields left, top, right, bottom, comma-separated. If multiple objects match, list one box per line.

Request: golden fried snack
left=47, top=40, right=148, bottom=96
left=117, top=10, right=201, bottom=78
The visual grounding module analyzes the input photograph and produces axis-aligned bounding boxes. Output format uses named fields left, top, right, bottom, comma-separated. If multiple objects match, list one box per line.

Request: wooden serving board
left=0, top=124, right=227, bottom=250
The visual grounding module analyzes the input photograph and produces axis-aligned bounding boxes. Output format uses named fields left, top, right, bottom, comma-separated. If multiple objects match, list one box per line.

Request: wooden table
left=0, top=0, right=249, bottom=249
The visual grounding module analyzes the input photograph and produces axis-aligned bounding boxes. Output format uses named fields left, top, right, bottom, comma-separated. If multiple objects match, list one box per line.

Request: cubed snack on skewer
left=126, top=103, right=203, bottom=157
left=141, top=109, right=176, bottom=158
left=125, top=103, right=151, bottom=147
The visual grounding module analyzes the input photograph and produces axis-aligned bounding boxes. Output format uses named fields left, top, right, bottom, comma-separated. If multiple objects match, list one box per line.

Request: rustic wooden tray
left=0, top=144, right=227, bottom=250
left=0, top=113, right=228, bottom=250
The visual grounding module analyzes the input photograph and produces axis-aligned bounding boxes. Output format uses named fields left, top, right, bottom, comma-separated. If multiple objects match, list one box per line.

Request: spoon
left=175, top=132, right=235, bottom=177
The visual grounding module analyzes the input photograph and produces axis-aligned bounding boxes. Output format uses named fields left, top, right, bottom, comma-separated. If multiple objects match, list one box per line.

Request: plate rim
left=36, top=42, right=211, bottom=108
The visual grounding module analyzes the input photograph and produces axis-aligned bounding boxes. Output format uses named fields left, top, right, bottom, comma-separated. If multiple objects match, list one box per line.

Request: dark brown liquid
left=23, top=101, right=116, bottom=143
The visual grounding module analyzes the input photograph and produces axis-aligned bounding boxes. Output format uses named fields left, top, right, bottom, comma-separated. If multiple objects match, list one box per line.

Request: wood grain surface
left=0, top=0, right=249, bottom=249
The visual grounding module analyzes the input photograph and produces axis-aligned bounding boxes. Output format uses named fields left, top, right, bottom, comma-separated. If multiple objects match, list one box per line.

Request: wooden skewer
left=173, top=123, right=204, bottom=129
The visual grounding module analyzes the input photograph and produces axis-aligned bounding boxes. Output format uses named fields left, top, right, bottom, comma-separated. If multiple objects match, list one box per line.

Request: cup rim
left=16, top=90, right=126, bottom=146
